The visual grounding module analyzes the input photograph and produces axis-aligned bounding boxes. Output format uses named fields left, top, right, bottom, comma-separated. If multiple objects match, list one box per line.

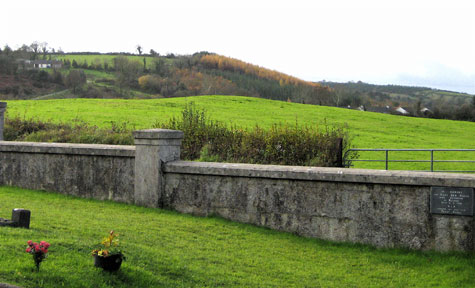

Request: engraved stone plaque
left=430, top=187, right=474, bottom=216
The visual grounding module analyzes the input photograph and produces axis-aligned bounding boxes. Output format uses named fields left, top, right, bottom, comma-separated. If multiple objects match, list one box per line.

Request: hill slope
left=5, top=95, right=475, bottom=170
left=321, top=81, right=475, bottom=118
left=2, top=49, right=474, bottom=121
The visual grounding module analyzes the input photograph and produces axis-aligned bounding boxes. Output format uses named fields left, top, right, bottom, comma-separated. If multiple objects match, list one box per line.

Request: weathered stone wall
left=1, top=129, right=475, bottom=251
left=0, top=142, right=135, bottom=203
left=163, top=161, right=475, bottom=251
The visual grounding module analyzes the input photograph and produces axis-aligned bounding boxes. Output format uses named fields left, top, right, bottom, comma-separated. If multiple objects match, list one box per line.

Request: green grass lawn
left=4, top=96, right=475, bottom=171
left=82, top=69, right=116, bottom=80
left=0, top=186, right=474, bottom=288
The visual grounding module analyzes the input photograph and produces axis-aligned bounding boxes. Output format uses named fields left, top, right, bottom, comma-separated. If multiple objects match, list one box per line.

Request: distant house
left=420, top=107, right=432, bottom=116
left=395, top=106, right=409, bottom=115
left=357, top=105, right=366, bottom=111
left=20, top=60, right=62, bottom=69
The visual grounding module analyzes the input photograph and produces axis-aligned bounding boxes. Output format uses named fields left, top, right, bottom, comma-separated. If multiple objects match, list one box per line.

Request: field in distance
left=55, top=54, right=163, bottom=70
left=5, top=95, right=475, bottom=171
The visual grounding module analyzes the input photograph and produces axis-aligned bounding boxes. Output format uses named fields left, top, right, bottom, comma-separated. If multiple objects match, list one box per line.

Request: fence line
left=344, top=149, right=475, bottom=173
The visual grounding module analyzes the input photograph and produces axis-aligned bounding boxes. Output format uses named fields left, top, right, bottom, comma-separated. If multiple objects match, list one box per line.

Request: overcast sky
left=2, top=0, right=475, bottom=94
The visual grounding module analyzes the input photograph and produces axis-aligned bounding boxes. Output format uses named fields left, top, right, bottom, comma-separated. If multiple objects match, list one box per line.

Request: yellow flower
left=98, top=250, right=109, bottom=257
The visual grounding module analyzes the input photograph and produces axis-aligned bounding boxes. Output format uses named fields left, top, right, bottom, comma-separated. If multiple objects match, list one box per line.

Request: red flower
left=27, top=240, right=33, bottom=246
left=26, top=247, right=31, bottom=253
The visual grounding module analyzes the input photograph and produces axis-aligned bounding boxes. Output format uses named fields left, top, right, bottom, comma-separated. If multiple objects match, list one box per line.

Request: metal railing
left=344, top=149, right=475, bottom=173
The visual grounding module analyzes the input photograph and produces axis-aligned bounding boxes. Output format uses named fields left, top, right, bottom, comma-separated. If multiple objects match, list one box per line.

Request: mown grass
left=4, top=96, right=475, bottom=171
left=1, top=186, right=474, bottom=288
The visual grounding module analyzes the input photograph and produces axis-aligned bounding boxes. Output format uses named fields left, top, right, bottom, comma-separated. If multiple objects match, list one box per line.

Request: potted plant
left=91, top=230, right=125, bottom=272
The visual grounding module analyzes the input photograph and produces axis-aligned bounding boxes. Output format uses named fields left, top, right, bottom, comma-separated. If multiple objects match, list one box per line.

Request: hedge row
left=4, top=104, right=356, bottom=167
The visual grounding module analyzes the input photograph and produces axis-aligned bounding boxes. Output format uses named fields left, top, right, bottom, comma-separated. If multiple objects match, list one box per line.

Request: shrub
left=154, top=103, right=355, bottom=167
left=4, top=116, right=134, bottom=145
left=4, top=105, right=357, bottom=167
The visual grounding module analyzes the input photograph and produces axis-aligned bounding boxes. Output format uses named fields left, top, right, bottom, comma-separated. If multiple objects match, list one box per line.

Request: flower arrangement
left=26, top=240, right=50, bottom=271
left=92, top=231, right=125, bottom=271
left=91, top=230, right=123, bottom=257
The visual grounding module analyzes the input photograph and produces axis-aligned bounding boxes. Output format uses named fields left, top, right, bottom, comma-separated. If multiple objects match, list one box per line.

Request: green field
left=54, top=54, right=166, bottom=70
left=1, top=186, right=474, bottom=288
left=4, top=96, right=475, bottom=171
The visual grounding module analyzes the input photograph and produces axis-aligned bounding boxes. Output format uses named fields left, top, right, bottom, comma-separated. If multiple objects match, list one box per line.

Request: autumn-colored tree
left=174, top=69, right=203, bottom=95
left=200, top=54, right=333, bottom=104
left=200, top=54, right=328, bottom=90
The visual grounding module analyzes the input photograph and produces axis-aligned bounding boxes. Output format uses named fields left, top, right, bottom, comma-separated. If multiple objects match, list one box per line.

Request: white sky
left=2, top=0, right=475, bottom=93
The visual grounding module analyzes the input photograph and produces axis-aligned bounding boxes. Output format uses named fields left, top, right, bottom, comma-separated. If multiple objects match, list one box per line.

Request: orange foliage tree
left=200, top=54, right=327, bottom=90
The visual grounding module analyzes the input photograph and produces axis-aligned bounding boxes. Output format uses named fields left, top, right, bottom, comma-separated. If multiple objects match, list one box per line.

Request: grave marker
left=0, top=209, right=30, bottom=228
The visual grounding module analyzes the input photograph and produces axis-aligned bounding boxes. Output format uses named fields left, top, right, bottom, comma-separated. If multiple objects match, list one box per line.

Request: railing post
left=335, top=138, right=343, bottom=167
left=385, top=150, right=389, bottom=170
left=133, top=129, right=183, bottom=208
left=0, top=102, right=6, bottom=141
left=430, top=150, right=434, bottom=172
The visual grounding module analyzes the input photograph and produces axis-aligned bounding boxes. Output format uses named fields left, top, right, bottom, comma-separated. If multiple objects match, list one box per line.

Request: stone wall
left=1, top=129, right=474, bottom=251
left=163, top=161, right=475, bottom=251
left=0, top=142, right=135, bottom=203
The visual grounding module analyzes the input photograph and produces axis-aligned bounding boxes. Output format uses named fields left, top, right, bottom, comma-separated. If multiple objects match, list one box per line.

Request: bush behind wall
left=154, top=103, right=355, bottom=167
left=4, top=104, right=356, bottom=167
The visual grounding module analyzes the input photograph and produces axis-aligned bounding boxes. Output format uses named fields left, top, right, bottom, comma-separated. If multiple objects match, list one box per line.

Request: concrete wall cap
left=0, top=141, right=135, bottom=157
left=133, top=129, right=184, bottom=140
left=164, top=161, right=475, bottom=187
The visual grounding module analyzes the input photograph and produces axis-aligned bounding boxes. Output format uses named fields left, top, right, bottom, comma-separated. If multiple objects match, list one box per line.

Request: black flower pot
left=94, top=254, right=123, bottom=272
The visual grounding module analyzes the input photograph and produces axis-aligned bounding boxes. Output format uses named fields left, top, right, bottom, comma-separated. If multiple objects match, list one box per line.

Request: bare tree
left=136, top=45, right=143, bottom=55
left=65, top=70, right=86, bottom=93
left=30, top=41, right=39, bottom=60
left=2, top=45, right=12, bottom=55
left=114, top=56, right=141, bottom=92
left=40, top=42, right=48, bottom=59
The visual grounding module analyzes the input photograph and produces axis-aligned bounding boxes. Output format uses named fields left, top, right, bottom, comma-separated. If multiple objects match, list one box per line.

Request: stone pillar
left=0, top=102, right=6, bottom=141
left=133, top=129, right=183, bottom=208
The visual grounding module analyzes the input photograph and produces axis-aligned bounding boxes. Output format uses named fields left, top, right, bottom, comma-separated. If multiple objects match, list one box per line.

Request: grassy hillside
left=4, top=96, right=475, bottom=171
left=323, top=81, right=474, bottom=116
left=1, top=186, right=475, bottom=287
left=55, top=54, right=161, bottom=70
left=3, top=50, right=473, bottom=122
